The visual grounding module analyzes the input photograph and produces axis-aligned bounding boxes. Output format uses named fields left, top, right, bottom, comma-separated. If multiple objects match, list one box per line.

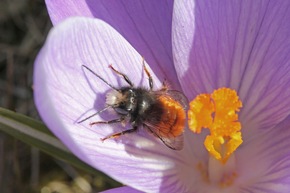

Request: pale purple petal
left=35, top=2, right=290, bottom=192
left=45, top=1, right=93, bottom=24
left=238, top=115, right=290, bottom=192
left=45, top=0, right=180, bottom=89
left=101, top=186, right=142, bottom=193
left=173, top=0, right=290, bottom=133
left=34, top=17, right=194, bottom=192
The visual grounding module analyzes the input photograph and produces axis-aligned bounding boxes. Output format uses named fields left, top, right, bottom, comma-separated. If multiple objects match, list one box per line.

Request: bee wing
left=144, top=90, right=186, bottom=150
left=165, top=90, right=189, bottom=110
left=155, top=90, right=188, bottom=110
left=144, top=123, right=184, bottom=150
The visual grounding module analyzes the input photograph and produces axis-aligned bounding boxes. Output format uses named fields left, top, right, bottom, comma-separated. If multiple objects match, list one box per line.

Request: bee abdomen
left=156, top=96, right=186, bottom=137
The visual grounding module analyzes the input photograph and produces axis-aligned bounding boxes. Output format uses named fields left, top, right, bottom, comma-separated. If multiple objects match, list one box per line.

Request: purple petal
left=238, top=115, right=290, bottom=192
left=45, top=0, right=180, bottom=89
left=101, top=186, right=142, bottom=193
left=34, top=17, right=193, bottom=192
left=173, top=1, right=290, bottom=132
left=45, top=1, right=93, bottom=24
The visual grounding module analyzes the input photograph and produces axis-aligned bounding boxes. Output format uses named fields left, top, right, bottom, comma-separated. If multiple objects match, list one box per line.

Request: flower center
left=188, top=88, right=243, bottom=186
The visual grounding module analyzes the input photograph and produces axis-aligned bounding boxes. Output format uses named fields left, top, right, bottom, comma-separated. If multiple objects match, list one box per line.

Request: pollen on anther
left=188, top=88, right=243, bottom=163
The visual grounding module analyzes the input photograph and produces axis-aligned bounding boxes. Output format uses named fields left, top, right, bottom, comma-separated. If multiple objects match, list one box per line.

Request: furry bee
left=79, top=61, right=188, bottom=150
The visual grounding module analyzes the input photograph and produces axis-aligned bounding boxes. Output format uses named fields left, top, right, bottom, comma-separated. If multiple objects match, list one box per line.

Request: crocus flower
left=34, top=1, right=290, bottom=192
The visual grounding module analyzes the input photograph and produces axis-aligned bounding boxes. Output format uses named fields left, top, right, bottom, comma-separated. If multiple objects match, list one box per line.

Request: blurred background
left=0, top=0, right=120, bottom=192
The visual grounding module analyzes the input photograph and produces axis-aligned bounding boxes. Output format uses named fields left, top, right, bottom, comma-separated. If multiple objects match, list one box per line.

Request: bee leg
left=100, top=126, right=138, bottom=142
left=90, top=117, right=125, bottom=126
left=142, top=58, right=153, bottom=90
left=109, top=64, right=133, bottom=87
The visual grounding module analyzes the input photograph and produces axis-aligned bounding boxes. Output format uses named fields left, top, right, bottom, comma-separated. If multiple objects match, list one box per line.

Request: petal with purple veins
left=237, top=115, right=290, bottom=192
left=173, top=0, right=290, bottom=133
left=34, top=17, right=189, bottom=192
left=45, top=0, right=180, bottom=88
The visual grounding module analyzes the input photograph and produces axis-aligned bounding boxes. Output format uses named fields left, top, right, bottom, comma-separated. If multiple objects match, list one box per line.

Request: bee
left=78, top=60, right=188, bottom=150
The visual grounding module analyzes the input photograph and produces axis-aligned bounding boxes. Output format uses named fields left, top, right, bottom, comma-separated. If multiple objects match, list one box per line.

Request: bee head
left=106, top=88, right=137, bottom=115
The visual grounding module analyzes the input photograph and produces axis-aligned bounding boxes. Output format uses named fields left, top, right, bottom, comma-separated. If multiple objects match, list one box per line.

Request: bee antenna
left=81, top=65, right=120, bottom=91
left=77, top=105, right=111, bottom=123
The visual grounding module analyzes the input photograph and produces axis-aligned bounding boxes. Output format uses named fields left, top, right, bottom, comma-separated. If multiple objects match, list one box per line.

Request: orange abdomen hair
left=157, top=95, right=186, bottom=137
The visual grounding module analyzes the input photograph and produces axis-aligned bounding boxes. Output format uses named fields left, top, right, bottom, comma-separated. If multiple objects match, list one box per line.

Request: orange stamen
left=188, top=88, right=243, bottom=163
